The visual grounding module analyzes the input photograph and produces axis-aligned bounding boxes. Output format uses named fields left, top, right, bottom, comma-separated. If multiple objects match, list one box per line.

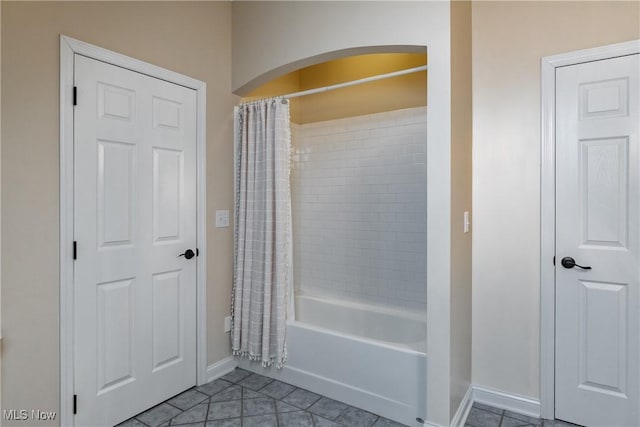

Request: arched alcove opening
left=242, top=50, right=427, bottom=124
left=232, top=45, right=427, bottom=97
left=233, top=48, right=429, bottom=426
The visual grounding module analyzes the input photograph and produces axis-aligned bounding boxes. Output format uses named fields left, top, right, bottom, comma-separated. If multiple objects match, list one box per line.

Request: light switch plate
left=224, top=316, right=232, bottom=333
left=464, top=211, right=470, bottom=234
left=216, top=210, right=230, bottom=228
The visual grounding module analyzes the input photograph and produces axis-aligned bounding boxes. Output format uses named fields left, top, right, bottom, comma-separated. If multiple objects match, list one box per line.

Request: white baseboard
left=451, top=385, right=474, bottom=427
left=206, top=356, right=237, bottom=383
left=472, top=385, right=541, bottom=419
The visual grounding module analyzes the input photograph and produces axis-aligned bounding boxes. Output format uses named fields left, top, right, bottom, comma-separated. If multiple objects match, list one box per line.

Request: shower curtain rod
left=281, top=64, right=428, bottom=100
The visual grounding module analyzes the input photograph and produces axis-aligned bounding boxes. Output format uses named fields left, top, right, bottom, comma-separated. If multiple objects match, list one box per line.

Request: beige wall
left=472, top=0, right=640, bottom=400
left=1, top=2, right=237, bottom=424
left=450, top=0, right=472, bottom=418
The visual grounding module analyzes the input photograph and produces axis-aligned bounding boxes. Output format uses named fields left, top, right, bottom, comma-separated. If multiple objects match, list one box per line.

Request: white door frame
left=59, top=35, right=208, bottom=426
left=540, top=39, right=640, bottom=420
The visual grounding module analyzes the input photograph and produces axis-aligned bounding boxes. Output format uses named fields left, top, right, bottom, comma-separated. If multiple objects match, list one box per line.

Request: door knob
left=178, top=249, right=196, bottom=260
left=561, top=256, right=591, bottom=270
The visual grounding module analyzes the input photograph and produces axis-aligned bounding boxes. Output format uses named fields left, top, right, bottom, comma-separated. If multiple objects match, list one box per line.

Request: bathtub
left=238, top=294, right=427, bottom=427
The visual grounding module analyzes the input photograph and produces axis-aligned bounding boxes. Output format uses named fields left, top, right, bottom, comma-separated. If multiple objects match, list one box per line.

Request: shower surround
left=291, top=107, right=428, bottom=311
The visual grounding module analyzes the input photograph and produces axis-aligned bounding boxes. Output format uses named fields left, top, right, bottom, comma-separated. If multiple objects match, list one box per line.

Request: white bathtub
left=239, top=294, right=427, bottom=426
left=295, top=294, right=427, bottom=353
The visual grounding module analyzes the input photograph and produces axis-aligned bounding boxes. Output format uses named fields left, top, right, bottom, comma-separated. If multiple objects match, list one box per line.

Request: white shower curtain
left=232, top=98, right=292, bottom=368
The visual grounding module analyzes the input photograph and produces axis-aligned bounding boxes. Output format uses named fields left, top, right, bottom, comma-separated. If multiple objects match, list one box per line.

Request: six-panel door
left=74, top=55, right=197, bottom=426
left=555, top=54, right=639, bottom=427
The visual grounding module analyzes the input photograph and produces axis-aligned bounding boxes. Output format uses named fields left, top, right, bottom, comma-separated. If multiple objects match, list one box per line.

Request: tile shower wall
left=291, top=107, right=427, bottom=311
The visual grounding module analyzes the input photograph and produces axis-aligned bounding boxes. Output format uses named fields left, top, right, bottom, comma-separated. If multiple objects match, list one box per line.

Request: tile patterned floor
left=117, top=368, right=407, bottom=427
left=465, top=402, right=583, bottom=427
left=119, top=370, right=585, bottom=427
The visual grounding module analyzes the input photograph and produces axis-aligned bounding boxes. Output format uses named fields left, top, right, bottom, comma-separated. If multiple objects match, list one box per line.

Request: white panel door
left=74, top=55, right=198, bottom=426
left=556, top=54, right=639, bottom=427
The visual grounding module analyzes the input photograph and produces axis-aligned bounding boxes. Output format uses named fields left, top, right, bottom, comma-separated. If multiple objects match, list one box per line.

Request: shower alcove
left=231, top=3, right=472, bottom=427
left=236, top=52, right=428, bottom=426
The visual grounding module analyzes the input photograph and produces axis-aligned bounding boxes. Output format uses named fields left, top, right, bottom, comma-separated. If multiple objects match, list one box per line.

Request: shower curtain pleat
left=232, top=98, right=291, bottom=368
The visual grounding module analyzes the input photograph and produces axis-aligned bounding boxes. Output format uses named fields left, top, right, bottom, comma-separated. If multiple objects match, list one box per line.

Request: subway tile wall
left=291, top=107, right=427, bottom=311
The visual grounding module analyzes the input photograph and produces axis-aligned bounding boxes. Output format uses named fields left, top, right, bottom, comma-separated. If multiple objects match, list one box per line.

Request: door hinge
left=73, top=241, right=77, bottom=260
left=73, top=86, right=77, bottom=106
left=73, top=394, right=77, bottom=414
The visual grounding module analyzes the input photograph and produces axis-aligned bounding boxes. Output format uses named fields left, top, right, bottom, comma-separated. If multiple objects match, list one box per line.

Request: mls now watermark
left=3, top=409, right=57, bottom=421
